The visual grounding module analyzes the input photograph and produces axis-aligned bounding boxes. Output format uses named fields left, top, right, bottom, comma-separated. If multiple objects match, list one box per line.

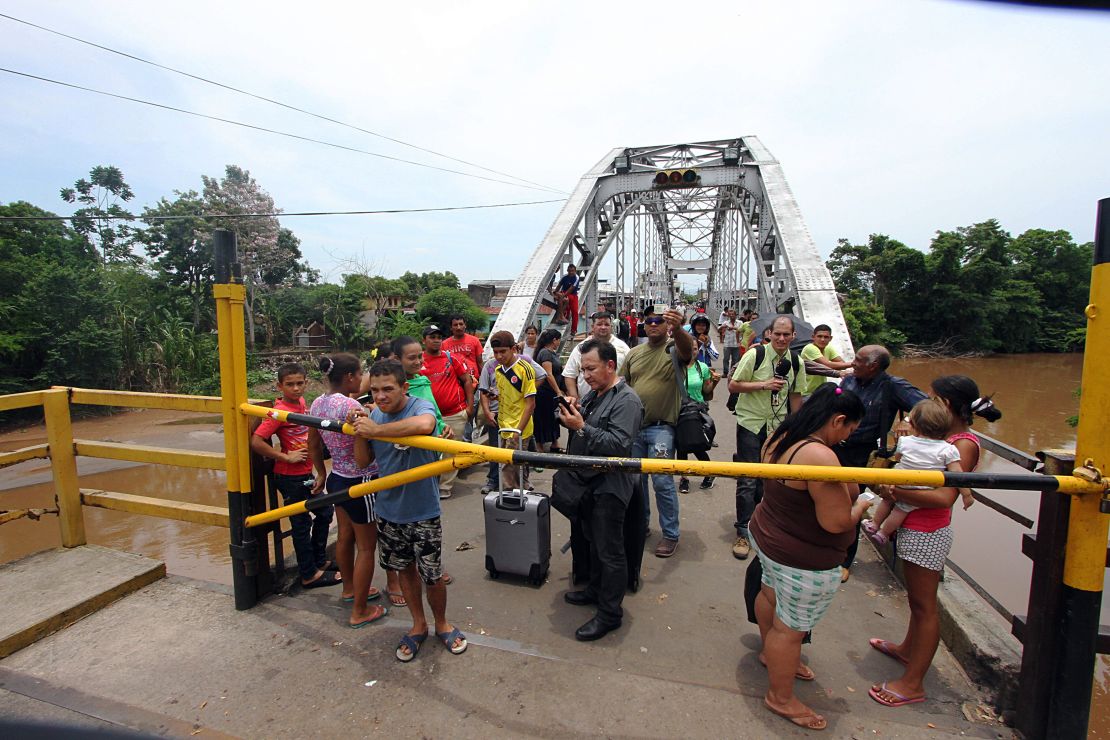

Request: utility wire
left=0, top=67, right=565, bottom=195
left=0, top=199, right=566, bottom=222
left=0, top=12, right=568, bottom=195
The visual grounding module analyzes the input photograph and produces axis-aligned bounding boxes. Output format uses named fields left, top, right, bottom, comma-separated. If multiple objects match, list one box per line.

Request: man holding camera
left=727, top=315, right=807, bottom=560
left=555, top=339, right=644, bottom=641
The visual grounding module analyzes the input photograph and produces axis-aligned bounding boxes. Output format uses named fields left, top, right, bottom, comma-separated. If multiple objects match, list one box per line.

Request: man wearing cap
left=420, top=324, right=475, bottom=499
left=563, top=312, right=631, bottom=401
left=619, top=308, right=694, bottom=558
left=483, top=331, right=537, bottom=491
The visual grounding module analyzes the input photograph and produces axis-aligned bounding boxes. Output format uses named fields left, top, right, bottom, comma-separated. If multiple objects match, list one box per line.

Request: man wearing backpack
left=726, top=315, right=807, bottom=559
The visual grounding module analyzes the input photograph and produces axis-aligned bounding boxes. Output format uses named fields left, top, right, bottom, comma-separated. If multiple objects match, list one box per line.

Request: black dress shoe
left=564, top=590, right=597, bottom=606
left=575, top=615, right=621, bottom=641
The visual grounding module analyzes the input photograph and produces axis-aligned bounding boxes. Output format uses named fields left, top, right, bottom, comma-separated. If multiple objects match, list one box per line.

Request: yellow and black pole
left=213, top=230, right=258, bottom=611
left=1048, top=197, right=1110, bottom=738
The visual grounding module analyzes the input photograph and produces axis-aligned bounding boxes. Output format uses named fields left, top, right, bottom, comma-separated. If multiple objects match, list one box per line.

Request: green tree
left=399, top=270, right=460, bottom=297
left=0, top=202, right=120, bottom=394
left=59, top=165, right=137, bottom=263
left=139, top=190, right=212, bottom=329
left=415, top=287, right=487, bottom=332
left=202, top=165, right=312, bottom=348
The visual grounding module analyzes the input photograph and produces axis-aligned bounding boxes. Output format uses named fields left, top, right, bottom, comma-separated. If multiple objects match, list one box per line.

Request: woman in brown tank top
left=749, top=384, right=872, bottom=731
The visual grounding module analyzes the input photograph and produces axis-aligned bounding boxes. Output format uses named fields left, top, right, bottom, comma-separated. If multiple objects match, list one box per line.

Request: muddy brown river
left=2, top=353, right=1106, bottom=733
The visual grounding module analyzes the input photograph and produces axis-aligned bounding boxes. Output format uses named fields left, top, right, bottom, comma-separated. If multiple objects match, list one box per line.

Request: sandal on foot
left=436, top=627, right=468, bottom=655
left=386, top=591, right=407, bottom=608
left=764, top=698, right=827, bottom=731
left=758, top=655, right=816, bottom=681
left=302, top=571, right=341, bottom=589
left=342, top=587, right=382, bottom=603
left=440, top=572, right=453, bottom=586
left=868, top=638, right=909, bottom=665
left=320, top=560, right=340, bottom=572
left=349, top=605, right=388, bottom=629
left=869, top=682, right=925, bottom=707
left=396, top=631, right=428, bottom=662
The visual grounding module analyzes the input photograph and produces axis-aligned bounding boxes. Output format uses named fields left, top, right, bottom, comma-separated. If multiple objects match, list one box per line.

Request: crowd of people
left=252, top=294, right=1002, bottom=731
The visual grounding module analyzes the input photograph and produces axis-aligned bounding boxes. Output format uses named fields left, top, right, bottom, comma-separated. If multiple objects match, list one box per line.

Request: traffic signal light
left=653, top=169, right=699, bottom=188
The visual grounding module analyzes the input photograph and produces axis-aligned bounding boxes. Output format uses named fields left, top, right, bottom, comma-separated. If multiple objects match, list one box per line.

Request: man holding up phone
left=554, top=339, right=644, bottom=641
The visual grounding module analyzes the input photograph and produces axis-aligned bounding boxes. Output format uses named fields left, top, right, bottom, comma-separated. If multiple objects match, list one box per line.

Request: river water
left=0, top=354, right=1105, bottom=731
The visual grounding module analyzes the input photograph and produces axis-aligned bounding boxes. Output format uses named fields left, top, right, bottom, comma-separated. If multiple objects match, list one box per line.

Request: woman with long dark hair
left=309, top=353, right=388, bottom=629
left=868, top=375, right=1000, bottom=709
left=750, top=383, right=872, bottom=731
left=533, top=328, right=566, bottom=453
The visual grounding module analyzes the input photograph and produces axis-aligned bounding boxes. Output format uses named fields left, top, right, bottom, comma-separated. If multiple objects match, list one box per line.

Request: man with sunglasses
left=619, top=307, right=694, bottom=558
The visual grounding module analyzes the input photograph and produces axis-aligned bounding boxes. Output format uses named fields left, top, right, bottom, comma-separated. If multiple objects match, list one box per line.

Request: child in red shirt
left=251, top=363, right=338, bottom=589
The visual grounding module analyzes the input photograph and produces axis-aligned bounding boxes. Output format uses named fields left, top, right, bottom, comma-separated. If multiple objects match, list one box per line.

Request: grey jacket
left=555, top=380, right=644, bottom=507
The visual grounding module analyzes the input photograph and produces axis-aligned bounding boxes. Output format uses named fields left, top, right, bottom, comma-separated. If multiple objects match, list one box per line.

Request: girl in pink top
left=868, top=375, right=1001, bottom=709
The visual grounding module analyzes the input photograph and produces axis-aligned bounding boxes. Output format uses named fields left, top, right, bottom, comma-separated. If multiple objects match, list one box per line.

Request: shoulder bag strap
left=671, top=347, right=691, bottom=401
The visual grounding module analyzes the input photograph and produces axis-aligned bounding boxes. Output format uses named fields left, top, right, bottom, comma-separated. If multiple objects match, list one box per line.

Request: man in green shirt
left=619, top=308, right=694, bottom=558
left=727, top=315, right=807, bottom=559
left=799, top=324, right=852, bottom=396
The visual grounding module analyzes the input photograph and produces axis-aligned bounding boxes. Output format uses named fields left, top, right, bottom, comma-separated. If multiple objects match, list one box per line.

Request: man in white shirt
left=563, top=312, right=631, bottom=400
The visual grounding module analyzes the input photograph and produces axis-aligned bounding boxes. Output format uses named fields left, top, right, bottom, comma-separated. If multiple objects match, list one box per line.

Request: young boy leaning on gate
left=250, top=363, right=339, bottom=589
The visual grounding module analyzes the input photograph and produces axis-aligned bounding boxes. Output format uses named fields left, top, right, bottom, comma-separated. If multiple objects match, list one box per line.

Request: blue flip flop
left=396, top=631, right=428, bottom=662
left=342, top=588, right=382, bottom=604
left=348, top=606, right=388, bottom=629
left=436, top=627, right=468, bottom=655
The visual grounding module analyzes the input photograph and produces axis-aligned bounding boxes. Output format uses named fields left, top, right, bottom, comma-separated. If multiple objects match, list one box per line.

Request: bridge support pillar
left=42, top=388, right=84, bottom=547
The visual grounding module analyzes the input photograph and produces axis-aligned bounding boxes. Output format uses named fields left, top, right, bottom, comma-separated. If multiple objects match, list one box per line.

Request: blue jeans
left=275, top=473, right=333, bottom=581
left=633, top=423, right=679, bottom=541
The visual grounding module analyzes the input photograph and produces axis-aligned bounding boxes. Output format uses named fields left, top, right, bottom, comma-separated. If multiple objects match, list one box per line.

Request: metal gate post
left=213, top=229, right=258, bottom=610
left=42, top=388, right=85, bottom=547
left=1046, top=197, right=1110, bottom=737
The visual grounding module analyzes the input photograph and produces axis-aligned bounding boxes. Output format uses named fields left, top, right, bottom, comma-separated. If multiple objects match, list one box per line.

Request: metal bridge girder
left=490, top=138, right=852, bottom=359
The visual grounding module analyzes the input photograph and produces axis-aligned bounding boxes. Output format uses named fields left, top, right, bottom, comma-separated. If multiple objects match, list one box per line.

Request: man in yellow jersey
left=486, top=330, right=537, bottom=492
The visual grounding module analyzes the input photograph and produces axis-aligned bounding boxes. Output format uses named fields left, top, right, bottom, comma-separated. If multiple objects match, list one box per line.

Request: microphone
left=771, top=356, right=791, bottom=403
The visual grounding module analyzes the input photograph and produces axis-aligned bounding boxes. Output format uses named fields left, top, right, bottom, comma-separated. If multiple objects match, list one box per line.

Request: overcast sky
left=2, top=1, right=1107, bottom=289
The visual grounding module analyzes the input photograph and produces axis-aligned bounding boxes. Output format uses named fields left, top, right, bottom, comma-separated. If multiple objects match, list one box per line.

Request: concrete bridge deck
left=0, top=399, right=1011, bottom=738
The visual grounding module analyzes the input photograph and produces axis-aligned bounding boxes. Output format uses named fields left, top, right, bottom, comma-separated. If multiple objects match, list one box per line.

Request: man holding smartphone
left=619, top=307, right=694, bottom=558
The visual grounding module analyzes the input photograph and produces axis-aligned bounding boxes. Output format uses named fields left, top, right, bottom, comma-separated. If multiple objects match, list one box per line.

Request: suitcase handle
left=496, top=490, right=528, bottom=511
left=495, top=428, right=528, bottom=498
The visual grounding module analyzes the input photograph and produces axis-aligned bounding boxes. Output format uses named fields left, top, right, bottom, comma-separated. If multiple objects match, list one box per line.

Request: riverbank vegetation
left=0, top=164, right=485, bottom=403
left=830, top=221, right=1092, bottom=354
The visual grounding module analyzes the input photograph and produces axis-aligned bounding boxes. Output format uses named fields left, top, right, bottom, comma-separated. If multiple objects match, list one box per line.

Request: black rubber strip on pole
left=1096, top=196, right=1110, bottom=266
left=1047, top=585, right=1101, bottom=738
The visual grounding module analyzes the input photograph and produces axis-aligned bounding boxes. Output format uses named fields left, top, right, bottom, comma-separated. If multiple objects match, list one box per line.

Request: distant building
left=293, top=321, right=329, bottom=350
left=358, top=294, right=415, bottom=333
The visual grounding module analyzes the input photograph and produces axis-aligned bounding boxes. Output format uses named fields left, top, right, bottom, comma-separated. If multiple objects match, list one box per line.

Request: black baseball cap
left=422, top=324, right=443, bottom=337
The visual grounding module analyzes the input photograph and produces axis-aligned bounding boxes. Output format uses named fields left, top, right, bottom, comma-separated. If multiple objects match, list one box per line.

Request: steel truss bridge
left=490, top=137, right=852, bottom=356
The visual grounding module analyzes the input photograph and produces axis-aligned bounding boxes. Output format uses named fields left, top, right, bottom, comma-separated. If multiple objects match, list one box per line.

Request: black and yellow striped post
left=213, top=230, right=258, bottom=611
left=1047, top=197, right=1110, bottom=738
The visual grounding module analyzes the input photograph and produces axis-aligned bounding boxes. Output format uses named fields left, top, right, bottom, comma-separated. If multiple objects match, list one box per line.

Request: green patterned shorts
left=749, top=533, right=842, bottom=632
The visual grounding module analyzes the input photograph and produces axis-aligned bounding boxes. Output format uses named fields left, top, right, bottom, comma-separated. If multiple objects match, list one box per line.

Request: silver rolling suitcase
left=483, top=428, right=551, bottom=585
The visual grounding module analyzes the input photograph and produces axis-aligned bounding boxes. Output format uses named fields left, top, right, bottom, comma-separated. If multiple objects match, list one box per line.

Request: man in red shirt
left=251, top=363, right=337, bottom=588
left=422, top=324, right=477, bottom=497
left=441, top=316, right=484, bottom=370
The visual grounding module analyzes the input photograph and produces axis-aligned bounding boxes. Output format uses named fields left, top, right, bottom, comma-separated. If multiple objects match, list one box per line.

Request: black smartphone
left=356, top=394, right=373, bottom=405
left=556, top=396, right=573, bottom=411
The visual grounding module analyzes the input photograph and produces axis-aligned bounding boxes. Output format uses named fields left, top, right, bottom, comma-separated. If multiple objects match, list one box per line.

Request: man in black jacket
left=554, top=339, right=644, bottom=641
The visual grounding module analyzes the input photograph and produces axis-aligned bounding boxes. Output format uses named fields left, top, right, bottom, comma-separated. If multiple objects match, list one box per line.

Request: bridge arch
left=490, top=137, right=852, bottom=356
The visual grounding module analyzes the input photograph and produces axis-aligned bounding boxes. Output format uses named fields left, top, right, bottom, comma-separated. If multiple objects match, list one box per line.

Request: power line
left=0, top=12, right=568, bottom=195
left=0, top=67, right=566, bottom=195
left=0, top=199, right=566, bottom=222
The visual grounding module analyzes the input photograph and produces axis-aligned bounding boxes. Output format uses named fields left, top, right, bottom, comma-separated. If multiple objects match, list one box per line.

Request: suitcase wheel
left=485, top=555, right=499, bottom=580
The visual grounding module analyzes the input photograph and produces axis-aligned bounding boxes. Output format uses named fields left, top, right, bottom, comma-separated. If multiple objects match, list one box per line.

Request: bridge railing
left=0, top=388, right=234, bottom=541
